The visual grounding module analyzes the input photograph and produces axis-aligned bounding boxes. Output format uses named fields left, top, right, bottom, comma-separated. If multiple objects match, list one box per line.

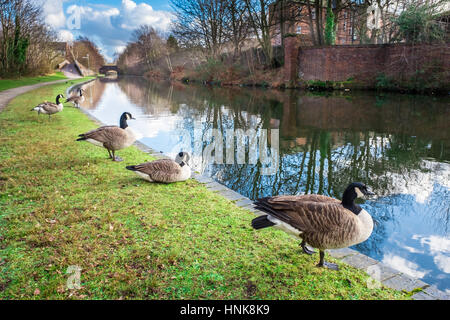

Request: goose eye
left=179, top=152, right=184, bottom=157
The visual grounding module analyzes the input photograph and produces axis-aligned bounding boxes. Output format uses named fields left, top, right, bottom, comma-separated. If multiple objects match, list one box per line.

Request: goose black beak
left=365, top=189, right=375, bottom=197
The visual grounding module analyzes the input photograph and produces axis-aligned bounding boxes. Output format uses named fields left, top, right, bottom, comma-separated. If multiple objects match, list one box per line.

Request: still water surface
left=75, top=77, right=450, bottom=293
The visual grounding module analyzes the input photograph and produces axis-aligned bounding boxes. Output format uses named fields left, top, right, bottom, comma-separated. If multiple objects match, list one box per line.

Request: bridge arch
left=99, top=65, right=119, bottom=74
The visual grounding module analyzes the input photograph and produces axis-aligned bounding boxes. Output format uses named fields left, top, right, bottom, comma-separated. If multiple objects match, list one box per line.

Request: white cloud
left=58, top=29, right=74, bottom=42
left=119, top=0, right=173, bottom=31
left=382, top=159, right=450, bottom=204
left=412, top=234, right=450, bottom=274
left=434, top=254, right=450, bottom=274
left=42, top=0, right=173, bottom=62
left=114, top=45, right=127, bottom=55
left=413, top=234, right=450, bottom=254
left=42, top=0, right=66, bottom=29
left=382, top=254, right=430, bottom=279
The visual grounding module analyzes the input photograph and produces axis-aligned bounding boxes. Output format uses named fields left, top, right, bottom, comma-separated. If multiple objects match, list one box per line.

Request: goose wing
left=255, top=195, right=358, bottom=234
left=66, top=96, right=79, bottom=103
left=36, top=102, right=58, bottom=113
left=79, top=126, right=127, bottom=143
left=272, top=194, right=341, bottom=204
left=132, top=159, right=182, bottom=183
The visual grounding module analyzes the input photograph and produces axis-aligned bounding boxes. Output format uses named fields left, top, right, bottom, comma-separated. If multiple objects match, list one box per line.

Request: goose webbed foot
left=317, top=250, right=339, bottom=271
left=300, top=240, right=316, bottom=255
left=317, top=261, right=339, bottom=271
left=111, top=152, right=123, bottom=162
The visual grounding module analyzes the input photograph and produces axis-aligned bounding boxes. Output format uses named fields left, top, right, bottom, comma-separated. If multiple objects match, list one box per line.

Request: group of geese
left=30, top=90, right=375, bottom=270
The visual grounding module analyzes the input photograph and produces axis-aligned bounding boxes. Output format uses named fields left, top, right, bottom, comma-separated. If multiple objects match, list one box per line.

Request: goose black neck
left=341, top=187, right=362, bottom=215
left=120, top=116, right=128, bottom=129
left=56, top=96, right=61, bottom=104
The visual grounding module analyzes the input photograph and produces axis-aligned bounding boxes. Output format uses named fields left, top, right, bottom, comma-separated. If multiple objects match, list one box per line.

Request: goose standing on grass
left=31, top=94, right=64, bottom=119
left=76, top=112, right=137, bottom=162
left=66, top=88, right=85, bottom=108
left=251, top=182, right=375, bottom=270
left=126, top=152, right=191, bottom=183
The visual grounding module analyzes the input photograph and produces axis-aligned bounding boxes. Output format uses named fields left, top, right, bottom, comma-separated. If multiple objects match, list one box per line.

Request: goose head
left=56, top=94, right=64, bottom=104
left=175, top=151, right=191, bottom=167
left=119, top=112, right=136, bottom=129
left=342, top=182, right=375, bottom=213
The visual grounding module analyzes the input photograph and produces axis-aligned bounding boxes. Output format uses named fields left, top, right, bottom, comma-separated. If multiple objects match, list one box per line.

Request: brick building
left=269, top=0, right=362, bottom=46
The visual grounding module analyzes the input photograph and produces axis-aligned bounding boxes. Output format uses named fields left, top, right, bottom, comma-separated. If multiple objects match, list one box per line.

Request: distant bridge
left=99, top=65, right=119, bottom=74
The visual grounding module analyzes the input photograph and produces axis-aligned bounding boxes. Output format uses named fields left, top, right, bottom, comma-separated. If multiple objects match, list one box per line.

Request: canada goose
left=66, top=88, right=85, bottom=108
left=126, top=152, right=191, bottom=183
left=31, top=94, right=64, bottom=119
left=76, top=112, right=137, bottom=162
left=251, top=182, right=375, bottom=270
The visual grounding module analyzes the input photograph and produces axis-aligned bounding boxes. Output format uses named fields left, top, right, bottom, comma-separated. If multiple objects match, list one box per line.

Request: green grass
left=0, top=72, right=68, bottom=92
left=0, top=81, right=410, bottom=300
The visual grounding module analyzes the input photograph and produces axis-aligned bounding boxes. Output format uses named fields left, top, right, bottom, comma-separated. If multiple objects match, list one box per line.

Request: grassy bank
left=0, top=81, right=409, bottom=300
left=0, top=72, right=68, bottom=92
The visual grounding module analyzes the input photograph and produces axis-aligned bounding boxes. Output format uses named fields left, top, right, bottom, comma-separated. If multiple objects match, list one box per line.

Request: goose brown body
left=126, top=152, right=191, bottom=183
left=66, top=88, right=85, bottom=107
left=32, top=94, right=64, bottom=117
left=66, top=95, right=84, bottom=106
left=77, top=112, right=137, bottom=161
left=252, top=182, right=375, bottom=270
left=34, top=102, right=63, bottom=115
left=79, top=126, right=135, bottom=151
left=255, top=195, right=372, bottom=250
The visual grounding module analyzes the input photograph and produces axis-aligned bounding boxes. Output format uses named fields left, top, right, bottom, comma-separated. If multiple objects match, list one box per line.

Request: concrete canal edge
left=70, top=80, right=449, bottom=300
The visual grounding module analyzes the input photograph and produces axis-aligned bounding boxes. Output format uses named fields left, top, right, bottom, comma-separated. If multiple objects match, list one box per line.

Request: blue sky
left=41, top=0, right=175, bottom=62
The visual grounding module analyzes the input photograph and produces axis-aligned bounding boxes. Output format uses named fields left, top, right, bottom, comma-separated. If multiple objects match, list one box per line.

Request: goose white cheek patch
left=355, top=187, right=364, bottom=198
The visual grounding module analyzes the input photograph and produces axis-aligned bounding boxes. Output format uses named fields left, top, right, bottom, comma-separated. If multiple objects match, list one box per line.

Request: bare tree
left=131, top=25, right=166, bottom=69
left=170, top=0, right=228, bottom=58
left=0, top=0, right=61, bottom=76
left=243, top=0, right=275, bottom=64
left=224, top=0, right=249, bottom=58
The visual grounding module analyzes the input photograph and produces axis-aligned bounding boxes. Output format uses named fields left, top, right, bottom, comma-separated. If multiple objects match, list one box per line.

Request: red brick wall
left=285, top=43, right=450, bottom=87
left=284, top=37, right=300, bottom=84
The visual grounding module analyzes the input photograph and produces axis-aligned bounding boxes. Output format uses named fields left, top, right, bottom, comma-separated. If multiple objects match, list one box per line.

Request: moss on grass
left=0, top=80, right=409, bottom=300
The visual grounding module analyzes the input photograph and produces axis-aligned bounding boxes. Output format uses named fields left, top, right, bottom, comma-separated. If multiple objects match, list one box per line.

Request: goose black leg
left=300, top=240, right=316, bottom=255
left=107, top=149, right=113, bottom=159
left=317, top=250, right=339, bottom=271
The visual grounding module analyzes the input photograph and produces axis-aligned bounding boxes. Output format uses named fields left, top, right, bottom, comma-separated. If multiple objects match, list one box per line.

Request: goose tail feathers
left=126, top=165, right=137, bottom=171
left=251, top=215, right=275, bottom=230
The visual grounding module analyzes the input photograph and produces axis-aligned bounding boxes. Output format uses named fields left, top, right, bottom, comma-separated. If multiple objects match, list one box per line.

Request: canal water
left=75, top=76, right=450, bottom=293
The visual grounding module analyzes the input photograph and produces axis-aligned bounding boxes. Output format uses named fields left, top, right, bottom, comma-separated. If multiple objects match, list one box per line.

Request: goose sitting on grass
left=126, top=152, right=191, bottom=183
left=66, top=88, right=85, bottom=108
left=251, top=182, right=375, bottom=270
left=31, top=94, right=64, bottom=119
left=76, top=112, right=137, bottom=162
